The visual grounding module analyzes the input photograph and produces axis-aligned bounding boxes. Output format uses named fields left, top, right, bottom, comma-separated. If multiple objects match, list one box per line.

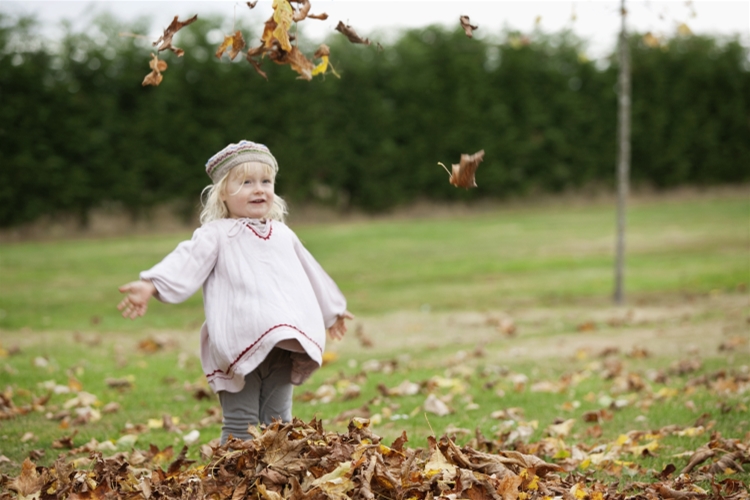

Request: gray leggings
left=218, top=348, right=293, bottom=444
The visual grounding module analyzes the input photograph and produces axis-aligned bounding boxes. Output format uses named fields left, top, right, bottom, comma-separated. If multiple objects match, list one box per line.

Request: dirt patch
left=331, top=293, right=750, bottom=363
left=2, top=295, right=746, bottom=368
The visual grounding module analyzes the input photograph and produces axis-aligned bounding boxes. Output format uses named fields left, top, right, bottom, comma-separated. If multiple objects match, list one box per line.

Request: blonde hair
left=200, top=162, right=288, bottom=225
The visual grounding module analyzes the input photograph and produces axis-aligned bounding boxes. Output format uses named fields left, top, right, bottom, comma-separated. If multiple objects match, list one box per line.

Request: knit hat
left=205, top=140, right=279, bottom=183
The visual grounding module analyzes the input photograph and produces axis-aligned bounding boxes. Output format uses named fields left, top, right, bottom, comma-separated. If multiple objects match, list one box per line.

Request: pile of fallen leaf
left=2, top=417, right=748, bottom=500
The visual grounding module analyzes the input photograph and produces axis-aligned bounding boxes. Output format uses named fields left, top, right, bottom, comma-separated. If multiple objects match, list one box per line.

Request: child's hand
left=328, top=310, right=354, bottom=341
left=118, top=280, right=157, bottom=319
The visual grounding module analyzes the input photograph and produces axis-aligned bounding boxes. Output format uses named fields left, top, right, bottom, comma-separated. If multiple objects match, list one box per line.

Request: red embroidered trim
left=246, top=220, right=273, bottom=240
left=206, top=323, right=323, bottom=381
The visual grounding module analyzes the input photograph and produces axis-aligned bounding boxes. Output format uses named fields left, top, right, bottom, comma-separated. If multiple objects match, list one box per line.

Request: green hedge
left=1, top=12, right=748, bottom=227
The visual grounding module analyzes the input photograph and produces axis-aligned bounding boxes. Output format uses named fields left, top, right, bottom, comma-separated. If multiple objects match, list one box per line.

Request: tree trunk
left=614, top=0, right=631, bottom=305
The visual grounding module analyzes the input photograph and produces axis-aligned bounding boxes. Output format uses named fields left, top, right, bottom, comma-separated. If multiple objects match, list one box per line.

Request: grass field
left=0, top=189, right=748, bottom=486
left=0, top=190, right=747, bottom=332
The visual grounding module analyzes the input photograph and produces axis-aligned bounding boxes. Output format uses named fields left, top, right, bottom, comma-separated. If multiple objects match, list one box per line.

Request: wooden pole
left=614, top=0, right=631, bottom=305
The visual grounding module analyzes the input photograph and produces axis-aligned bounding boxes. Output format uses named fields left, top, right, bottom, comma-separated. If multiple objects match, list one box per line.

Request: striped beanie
left=205, top=140, right=279, bottom=183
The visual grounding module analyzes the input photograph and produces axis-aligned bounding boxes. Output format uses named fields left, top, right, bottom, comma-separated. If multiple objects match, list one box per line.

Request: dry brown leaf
left=268, top=0, right=294, bottom=51
left=7, top=458, right=45, bottom=497
left=247, top=58, right=269, bottom=79
left=247, top=1, right=258, bottom=8
left=105, top=377, right=133, bottom=390
left=680, top=445, right=715, bottom=475
left=335, top=21, right=371, bottom=45
left=216, top=31, right=246, bottom=60
left=153, top=14, right=198, bottom=56
left=312, top=43, right=339, bottom=78
left=51, top=430, right=78, bottom=449
left=3, top=417, right=748, bottom=500
left=142, top=53, right=167, bottom=87
left=290, top=0, right=311, bottom=22
left=424, top=394, right=452, bottom=416
left=657, top=484, right=708, bottom=499
left=460, top=15, right=478, bottom=38
left=309, top=12, right=329, bottom=20
left=440, top=150, right=485, bottom=189
left=708, top=452, right=745, bottom=475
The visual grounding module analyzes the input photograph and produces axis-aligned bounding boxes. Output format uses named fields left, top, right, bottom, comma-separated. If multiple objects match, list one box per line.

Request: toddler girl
left=117, top=140, right=353, bottom=443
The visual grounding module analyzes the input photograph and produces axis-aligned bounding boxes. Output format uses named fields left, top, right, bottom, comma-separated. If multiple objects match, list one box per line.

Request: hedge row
left=1, top=12, right=748, bottom=226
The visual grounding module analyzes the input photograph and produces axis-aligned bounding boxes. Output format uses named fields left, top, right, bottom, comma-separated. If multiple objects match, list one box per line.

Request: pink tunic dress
left=140, top=218, right=347, bottom=393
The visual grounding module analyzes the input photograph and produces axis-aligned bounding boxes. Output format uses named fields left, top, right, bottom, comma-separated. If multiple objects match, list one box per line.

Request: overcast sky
left=4, top=1, right=749, bottom=59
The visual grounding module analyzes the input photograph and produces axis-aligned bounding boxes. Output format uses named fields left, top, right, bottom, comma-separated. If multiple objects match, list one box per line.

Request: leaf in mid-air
left=215, top=31, right=246, bottom=60
left=335, top=21, right=371, bottom=45
left=152, top=14, right=198, bottom=56
left=142, top=53, right=167, bottom=86
left=439, top=150, right=485, bottom=189
left=312, top=44, right=340, bottom=77
left=460, top=15, right=478, bottom=38
left=267, top=0, right=294, bottom=52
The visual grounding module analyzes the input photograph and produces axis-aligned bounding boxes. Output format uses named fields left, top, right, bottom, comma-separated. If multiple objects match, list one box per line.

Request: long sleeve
left=140, top=224, right=220, bottom=304
left=292, top=233, right=347, bottom=329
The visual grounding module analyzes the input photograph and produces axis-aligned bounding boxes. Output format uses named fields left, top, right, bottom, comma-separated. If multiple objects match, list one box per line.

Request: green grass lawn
left=0, top=190, right=748, bottom=487
left=0, top=192, right=747, bottom=331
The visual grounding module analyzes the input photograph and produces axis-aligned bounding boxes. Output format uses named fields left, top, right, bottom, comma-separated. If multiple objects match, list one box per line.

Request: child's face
left=222, top=162, right=276, bottom=219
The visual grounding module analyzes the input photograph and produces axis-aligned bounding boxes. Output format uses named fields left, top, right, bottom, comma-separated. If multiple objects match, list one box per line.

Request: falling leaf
left=215, top=30, right=246, bottom=60
left=676, top=23, right=693, bottom=36
left=439, top=150, right=485, bottom=189
left=643, top=32, right=661, bottom=48
left=312, top=44, right=339, bottom=77
left=290, top=0, right=311, bottom=22
left=247, top=1, right=258, bottom=8
left=267, top=0, right=294, bottom=51
left=460, top=15, right=478, bottom=38
left=246, top=52, right=269, bottom=80
left=152, top=14, right=198, bottom=56
left=335, top=21, right=371, bottom=45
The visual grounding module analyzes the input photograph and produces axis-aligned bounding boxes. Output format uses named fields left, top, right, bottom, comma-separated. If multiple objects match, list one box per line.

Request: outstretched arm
left=118, top=280, right=157, bottom=319
left=327, top=310, right=354, bottom=341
